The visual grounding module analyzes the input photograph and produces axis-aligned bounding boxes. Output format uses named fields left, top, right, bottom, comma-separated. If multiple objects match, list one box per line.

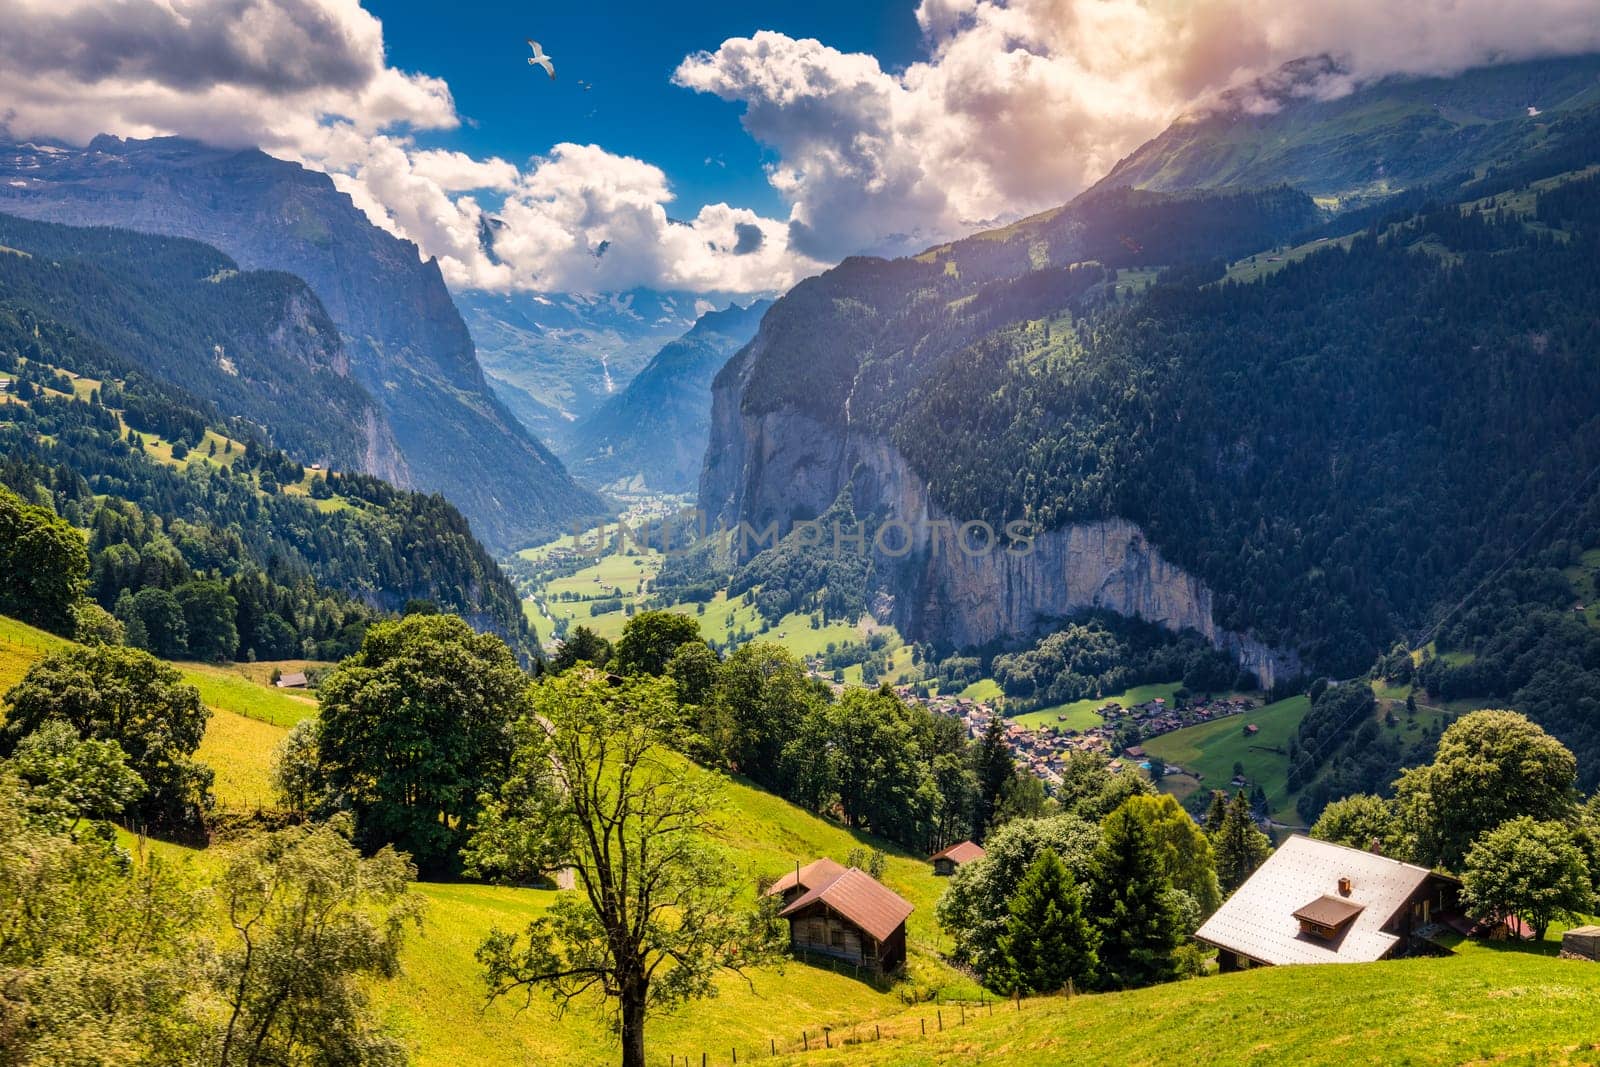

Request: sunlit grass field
left=764, top=936, right=1600, bottom=1066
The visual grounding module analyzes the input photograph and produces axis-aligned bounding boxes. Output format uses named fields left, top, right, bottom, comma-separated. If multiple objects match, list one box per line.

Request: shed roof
left=1195, top=836, right=1442, bottom=965
left=767, top=857, right=846, bottom=898
left=929, top=841, right=986, bottom=865
left=1293, top=894, right=1366, bottom=928
left=778, top=868, right=913, bottom=943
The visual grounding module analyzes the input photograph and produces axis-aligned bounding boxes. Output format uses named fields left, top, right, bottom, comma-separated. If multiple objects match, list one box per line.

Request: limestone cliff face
left=701, top=374, right=1301, bottom=686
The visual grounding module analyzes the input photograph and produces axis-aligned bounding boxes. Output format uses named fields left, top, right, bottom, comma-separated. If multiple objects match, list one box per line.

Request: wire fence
left=661, top=987, right=1042, bottom=1065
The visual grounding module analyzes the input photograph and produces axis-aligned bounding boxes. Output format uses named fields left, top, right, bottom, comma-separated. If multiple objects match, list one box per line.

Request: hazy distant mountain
left=0, top=135, right=601, bottom=549
left=567, top=300, right=771, bottom=493
left=457, top=288, right=744, bottom=453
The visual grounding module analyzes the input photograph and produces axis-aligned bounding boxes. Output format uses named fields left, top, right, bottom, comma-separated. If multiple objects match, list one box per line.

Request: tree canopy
left=317, top=614, right=531, bottom=874
left=1, top=644, right=211, bottom=831
left=1397, top=710, right=1578, bottom=871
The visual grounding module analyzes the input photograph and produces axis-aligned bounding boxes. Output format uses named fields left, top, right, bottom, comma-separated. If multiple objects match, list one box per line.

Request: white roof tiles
left=1195, top=835, right=1438, bottom=966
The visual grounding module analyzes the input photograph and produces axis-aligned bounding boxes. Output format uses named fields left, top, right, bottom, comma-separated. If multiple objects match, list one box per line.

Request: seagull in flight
left=527, top=39, right=555, bottom=79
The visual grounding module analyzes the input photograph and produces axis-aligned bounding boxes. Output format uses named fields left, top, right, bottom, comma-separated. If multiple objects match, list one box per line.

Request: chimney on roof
left=1368, top=836, right=1383, bottom=855
left=1337, top=876, right=1353, bottom=897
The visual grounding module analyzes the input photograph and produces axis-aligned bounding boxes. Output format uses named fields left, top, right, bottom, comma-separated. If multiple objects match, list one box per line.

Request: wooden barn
left=929, top=840, right=985, bottom=876
left=778, top=867, right=913, bottom=974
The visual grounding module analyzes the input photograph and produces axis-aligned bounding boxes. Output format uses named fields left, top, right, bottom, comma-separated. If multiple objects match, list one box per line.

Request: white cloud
left=0, top=0, right=818, bottom=294
left=4, top=0, right=1596, bottom=293
left=675, top=0, right=1600, bottom=260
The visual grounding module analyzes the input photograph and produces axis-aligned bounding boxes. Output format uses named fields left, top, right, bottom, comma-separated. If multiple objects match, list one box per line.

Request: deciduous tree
left=317, top=614, right=530, bottom=874
left=1397, top=710, right=1577, bottom=870
left=1461, top=817, right=1593, bottom=940
left=1, top=645, right=211, bottom=830
left=465, top=671, right=781, bottom=1067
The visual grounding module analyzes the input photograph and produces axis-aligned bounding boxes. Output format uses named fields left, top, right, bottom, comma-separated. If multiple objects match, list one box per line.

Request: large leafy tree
left=1461, top=817, right=1594, bottom=940
left=212, top=815, right=423, bottom=1067
left=826, top=686, right=932, bottom=842
left=1212, top=792, right=1272, bottom=895
left=1116, top=794, right=1221, bottom=917
left=1311, top=794, right=1405, bottom=856
left=317, top=614, right=530, bottom=874
left=710, top=642, right=817, bottom=784
left=0, top=645, right=211, bottom=830
left=174, top=580, right=238, bottom=662
left=936, top=813, right=1101, bottom=976
left=0, top=483, right=88, bottom=636
left=6, top=721, right=144, bottom=835
left=1397, top=710, right=1578, bottom=870
left=614, top=610, right=705, bottom=676
left=993, top=848, right=1099, bottom=995
left=1091, top=804, right=1183, bottom=989
left=465, top=671, right=782, bottom=1067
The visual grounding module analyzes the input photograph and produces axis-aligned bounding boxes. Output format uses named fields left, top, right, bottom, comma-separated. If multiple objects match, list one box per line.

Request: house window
left=830, top=927, right=845, bottom=948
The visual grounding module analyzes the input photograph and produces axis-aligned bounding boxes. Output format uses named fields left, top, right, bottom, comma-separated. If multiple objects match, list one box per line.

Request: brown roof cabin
left=274, top=671, right=309, bottom=689
left=1196, top=836, right=1458, bottom=970
left=777, top=867, right=913, bottom=974
left=766, top=857, right=846, bottom=907
left=929, top=840, right=986, bottom=876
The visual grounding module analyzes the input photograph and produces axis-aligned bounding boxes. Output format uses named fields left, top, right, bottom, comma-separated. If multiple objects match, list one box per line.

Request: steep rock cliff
left=702, top=383, right=1301, bottom=687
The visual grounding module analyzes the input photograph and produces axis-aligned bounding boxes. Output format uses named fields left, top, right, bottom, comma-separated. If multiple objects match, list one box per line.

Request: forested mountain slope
left=0, top=274, right=533, bottom=657
left=0, top=136, right=601, bottom=549
left=568, top=299, right=771, bottom=491
left=700, top=60, right=1600, bottom=692
left=0, top=213, right=385, bottom=472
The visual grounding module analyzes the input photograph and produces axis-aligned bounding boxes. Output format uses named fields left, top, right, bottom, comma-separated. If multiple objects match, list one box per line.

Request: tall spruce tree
left=995, top=848, right=1098, bottom=995
left=1090, top=805, right=1182, bottom=990
left=1212, top=792, right=1272, bottom=894
left=971, top=715, right=1015, bottom=840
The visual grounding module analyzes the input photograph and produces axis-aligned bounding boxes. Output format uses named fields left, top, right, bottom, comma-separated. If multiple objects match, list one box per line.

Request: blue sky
left=369, top=0, right=926, bottom=220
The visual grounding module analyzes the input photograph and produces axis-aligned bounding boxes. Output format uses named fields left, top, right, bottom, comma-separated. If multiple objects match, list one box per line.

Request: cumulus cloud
left=4, top=0, right=1596, bottom=293
left=0, top=0, right=818, bottom=294
left=675, top=0, right=1600, bottom=260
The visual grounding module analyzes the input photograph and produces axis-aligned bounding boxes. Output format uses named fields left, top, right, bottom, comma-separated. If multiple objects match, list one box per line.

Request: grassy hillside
left=3, top=613, right=979, bottom=1065
left=762, top=937, right=1600, bottom=1066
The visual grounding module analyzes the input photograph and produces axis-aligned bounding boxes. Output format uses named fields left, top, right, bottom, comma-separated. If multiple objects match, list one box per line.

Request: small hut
left=928, top=840, right=986, bottom=876
left=778, top=867, right=912, bottom=974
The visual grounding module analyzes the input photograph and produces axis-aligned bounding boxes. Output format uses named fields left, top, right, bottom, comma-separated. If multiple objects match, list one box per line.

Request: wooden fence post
left=937, top=1009, right=943, bottom=1032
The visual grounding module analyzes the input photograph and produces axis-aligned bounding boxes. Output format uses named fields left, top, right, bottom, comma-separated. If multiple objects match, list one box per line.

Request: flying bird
left=527, top=39, right=555, bottom=79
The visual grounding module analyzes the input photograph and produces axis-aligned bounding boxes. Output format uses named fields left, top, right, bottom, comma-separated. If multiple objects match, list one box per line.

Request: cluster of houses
left=881, top=685, right=1258, bottom=787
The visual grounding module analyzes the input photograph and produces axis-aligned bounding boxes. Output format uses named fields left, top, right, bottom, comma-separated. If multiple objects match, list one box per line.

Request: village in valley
left=883, top=685, right=1260, bottom=787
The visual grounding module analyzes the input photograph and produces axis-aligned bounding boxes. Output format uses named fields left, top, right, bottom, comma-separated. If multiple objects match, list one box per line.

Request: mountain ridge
left=0, top=135, right=602, bottom=550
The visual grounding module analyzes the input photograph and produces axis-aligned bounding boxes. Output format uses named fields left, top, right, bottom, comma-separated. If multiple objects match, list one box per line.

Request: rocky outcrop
left=701, top=379, right=1301, bottom=687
